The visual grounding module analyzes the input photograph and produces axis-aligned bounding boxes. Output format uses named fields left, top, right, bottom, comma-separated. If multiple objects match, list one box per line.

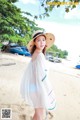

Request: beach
left=0, top=52, right=80, bottom=120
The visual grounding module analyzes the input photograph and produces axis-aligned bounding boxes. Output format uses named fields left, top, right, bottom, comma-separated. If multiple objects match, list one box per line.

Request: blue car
left=9, top=46, right=31, bottom=56
left=75, top=65, right=80, bottom=69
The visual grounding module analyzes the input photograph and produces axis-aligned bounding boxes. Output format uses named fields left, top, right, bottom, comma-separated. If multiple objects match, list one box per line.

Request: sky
left=15, top=0, right=80, bottom=61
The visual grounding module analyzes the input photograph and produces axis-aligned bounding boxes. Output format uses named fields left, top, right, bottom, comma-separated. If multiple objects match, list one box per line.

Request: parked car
left=9, top=47, right=31, bottom=56
left=54, top=58, right=62, bottom=63
left=1, top=43, right=31, bottom=56
left=1, top=43, right=19, bottom=51
left=48, top=56, right=61, bottom=63
left=75, top=65, right=80, bottom=69
left=20, top=46, right=29, bottom=52
left=48, top=57, right=54, bottom=62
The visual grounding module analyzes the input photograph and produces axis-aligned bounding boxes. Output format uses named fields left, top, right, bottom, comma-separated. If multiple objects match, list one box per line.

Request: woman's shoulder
left=37, top=52, right=45, bottom=59
left=31, top=51, right=45, bottom=63
left=37, top=53, right=46, bottom=64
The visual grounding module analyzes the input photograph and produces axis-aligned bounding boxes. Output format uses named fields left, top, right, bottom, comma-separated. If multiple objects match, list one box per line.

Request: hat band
left=33, top=32, right=44, bottom=39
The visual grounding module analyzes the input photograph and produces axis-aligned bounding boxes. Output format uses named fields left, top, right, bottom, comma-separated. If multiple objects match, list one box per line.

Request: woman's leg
left=33, top=108, right=44, bottom=120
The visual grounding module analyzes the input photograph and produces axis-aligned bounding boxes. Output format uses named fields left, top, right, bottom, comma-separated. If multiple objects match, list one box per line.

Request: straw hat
left=27, top=30, right=55, bottom=52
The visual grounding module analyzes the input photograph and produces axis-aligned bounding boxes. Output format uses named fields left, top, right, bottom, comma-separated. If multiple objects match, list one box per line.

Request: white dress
left=20, top=52, right=56, bottom=110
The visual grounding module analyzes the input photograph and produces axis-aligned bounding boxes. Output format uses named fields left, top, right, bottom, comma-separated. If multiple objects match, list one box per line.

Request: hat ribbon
left=33, top=32, right=44, bottom=39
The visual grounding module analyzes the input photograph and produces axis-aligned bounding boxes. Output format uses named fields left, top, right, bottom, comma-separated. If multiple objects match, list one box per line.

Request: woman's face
left=34, top=35, right=46, bottom=51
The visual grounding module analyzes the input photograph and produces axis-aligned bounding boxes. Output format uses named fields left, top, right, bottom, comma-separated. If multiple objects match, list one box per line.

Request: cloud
left=19, top=0, right=37, bottom=4
left=64, top=7, right=80, bottom=19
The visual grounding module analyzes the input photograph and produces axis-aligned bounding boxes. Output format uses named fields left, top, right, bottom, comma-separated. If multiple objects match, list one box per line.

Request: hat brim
left=27, top=33, right=55, bottom=53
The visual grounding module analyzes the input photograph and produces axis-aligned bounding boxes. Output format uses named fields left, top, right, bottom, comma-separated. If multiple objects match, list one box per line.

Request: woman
left=20, top=30, right=56, bottom=120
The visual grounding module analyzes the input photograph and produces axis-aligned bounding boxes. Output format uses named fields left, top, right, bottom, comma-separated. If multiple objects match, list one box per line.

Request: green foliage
left=7, top=0, right=18, bottom=3
left=47, top=45, right=68, bottom=58
left=0, top=0, right=42, bottom=45
left=0, top=0, right=68, bottom=58
left=0, top=43, right=3, bottom=49
left=35, top=0, right=80, bottom=18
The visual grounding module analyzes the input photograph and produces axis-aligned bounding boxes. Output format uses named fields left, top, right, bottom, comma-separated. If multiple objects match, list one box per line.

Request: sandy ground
left=0, top=52, right=80, bottom=120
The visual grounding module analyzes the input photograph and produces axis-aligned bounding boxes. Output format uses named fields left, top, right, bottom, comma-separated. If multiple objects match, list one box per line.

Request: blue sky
left=15, top=0, right=80, bottom=61
left=15, top=0, right=80, bottom=25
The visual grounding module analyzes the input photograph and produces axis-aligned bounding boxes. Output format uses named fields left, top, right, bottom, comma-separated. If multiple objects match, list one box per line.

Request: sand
left=0, top=52, right=80, bottom=120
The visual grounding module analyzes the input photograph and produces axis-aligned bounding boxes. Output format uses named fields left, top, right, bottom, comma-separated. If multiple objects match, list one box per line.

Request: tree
left=0, top=0, right=68, bottom=58
left=34, top=0, right=80, bottom=19
left=47, top=45, right=68, bottom=58
left=0, top=0, right=42, bottom=44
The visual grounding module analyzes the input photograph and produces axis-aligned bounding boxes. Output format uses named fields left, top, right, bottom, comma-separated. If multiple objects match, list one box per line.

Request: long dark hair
left=31, top=36, right=46, bottom=55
